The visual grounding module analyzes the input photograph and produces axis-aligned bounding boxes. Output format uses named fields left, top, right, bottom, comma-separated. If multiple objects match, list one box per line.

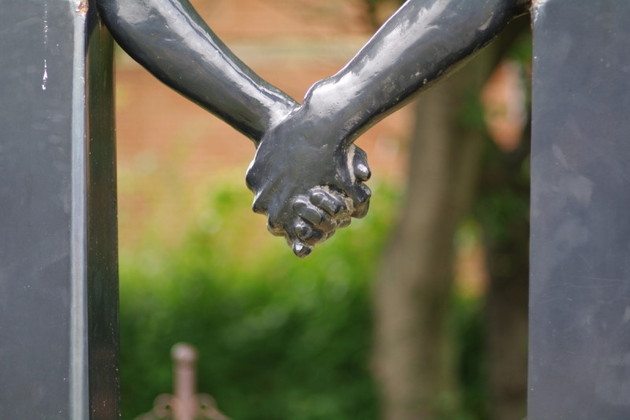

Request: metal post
left=530, top=0, right=630, bottom=418
left=172, top=344, right=199, bottom=420
left=135, top=343, right=230, bottom=420
left=0, top=1, right=119, bottom=419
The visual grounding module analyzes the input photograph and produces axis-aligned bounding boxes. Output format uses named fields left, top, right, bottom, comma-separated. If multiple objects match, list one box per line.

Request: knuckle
left=292, top=217, right=329, bottom=245
left=352, top=147, right=371, bottom=181
left=251, top=196, right=267, bottom=214
left=355, top=146, right=368, bottom=160
left=352, top=199, right=370, bottom=219
left=293, top=219, right=313, bottom=240
left=308, top=190, right=327, bottom=206
left=292, top=241, right=312, bottom=258
left=338, top=217, right=352, bottom=228
left=357, top=184, right=372, bottom=202
left=346, top=183, right=371, bottom=215
left=266, top=219, right=285, bottom=236
left=245, top=166, right=260, bottom=191
left=293, top=200, right=324, bottom=225
left=304, top=230, right=326, bottom=245
left=354, top=163, right=371, bottom=181
left=309, top=189, right=345, bottom=216
left=318, top=216, right=337, bottom=232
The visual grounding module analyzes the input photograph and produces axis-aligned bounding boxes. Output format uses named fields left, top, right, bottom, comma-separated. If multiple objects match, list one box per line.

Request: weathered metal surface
left=95, top=0, right=371, bottom=256
left=530, top=0, right=630, bottom=418
left=245, top=0, right=526, bottom=254
left=135, top=343, right=229, bottom=420
left=0, top=1, right=118, bottom=418
left=86, top=5, right=120, bottom=419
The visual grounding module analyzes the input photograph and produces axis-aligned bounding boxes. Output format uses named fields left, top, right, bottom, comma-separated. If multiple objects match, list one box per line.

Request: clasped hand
left=246, top=105, right=371, bottom=257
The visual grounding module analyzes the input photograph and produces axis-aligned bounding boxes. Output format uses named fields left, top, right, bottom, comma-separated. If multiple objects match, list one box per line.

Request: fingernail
left=310, top=191, right=343, bottom=215
left=292, top=241, right=312, bottom=258
left=309, top=191, right=325, bottom=206
left=355, top=163, right=371, bottom=181
left=293, top=201, right=323, bottom=225
left=294, top=220, right=313, bottom=240
left=357, top=184, right=372, bottom=202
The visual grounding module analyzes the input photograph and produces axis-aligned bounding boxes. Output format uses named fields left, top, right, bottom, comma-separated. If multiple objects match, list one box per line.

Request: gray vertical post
left=530, top=0, right=630, bottom=418
left=0, top=1, right=119, bottom=419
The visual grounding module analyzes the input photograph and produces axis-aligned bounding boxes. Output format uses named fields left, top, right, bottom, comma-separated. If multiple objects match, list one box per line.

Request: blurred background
left=116, top=1, right=531, bottom=419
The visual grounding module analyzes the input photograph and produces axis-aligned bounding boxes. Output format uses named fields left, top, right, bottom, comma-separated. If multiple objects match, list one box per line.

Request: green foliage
left=119, top=180, right=494, bottom=419
left=453, top=294, right=488, bottom=420
left=119, top=182, right=400, bottom=420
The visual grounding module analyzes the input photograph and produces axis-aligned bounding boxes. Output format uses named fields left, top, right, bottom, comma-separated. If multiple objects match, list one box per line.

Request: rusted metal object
left=136, top=343, right=230, bottom=420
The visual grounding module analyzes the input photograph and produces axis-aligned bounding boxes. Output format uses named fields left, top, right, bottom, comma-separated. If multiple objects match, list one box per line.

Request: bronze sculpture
left=97, top=0, right=530, bottom=256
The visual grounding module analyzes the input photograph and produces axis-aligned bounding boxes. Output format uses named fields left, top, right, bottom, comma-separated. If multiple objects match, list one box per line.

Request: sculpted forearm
left=302, top=0, right=529, bottom=147
left=96, top=0, right=296, bottom=142
left=95, top=0, right=531, bottom=256
left=96, top=0, right=371, bottom=256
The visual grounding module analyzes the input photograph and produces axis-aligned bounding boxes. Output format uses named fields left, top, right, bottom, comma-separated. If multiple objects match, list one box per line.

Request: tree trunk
left=372, top=48, right=496, bottom=420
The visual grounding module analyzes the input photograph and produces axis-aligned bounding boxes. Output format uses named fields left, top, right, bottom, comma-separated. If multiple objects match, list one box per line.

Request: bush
left=119, top=182, right=400, bottom=419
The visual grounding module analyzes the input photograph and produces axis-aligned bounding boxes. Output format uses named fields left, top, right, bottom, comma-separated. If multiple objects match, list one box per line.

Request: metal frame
left=0, top=1, right=118, bottom=418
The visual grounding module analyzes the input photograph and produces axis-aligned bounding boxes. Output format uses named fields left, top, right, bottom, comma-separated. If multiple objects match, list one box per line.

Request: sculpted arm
left=246, top=0, right=530, bottom=253
left=96, top=0, right=371, bottom=255
left=301, top=0, right=530, bottom=145
left=96, top=0, right=295, bottom=142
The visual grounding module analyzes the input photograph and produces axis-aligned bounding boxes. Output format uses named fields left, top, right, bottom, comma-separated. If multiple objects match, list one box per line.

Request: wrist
left=302, top=78, right=361, bottom=149
left=265, top=94, right=299, bottom=128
